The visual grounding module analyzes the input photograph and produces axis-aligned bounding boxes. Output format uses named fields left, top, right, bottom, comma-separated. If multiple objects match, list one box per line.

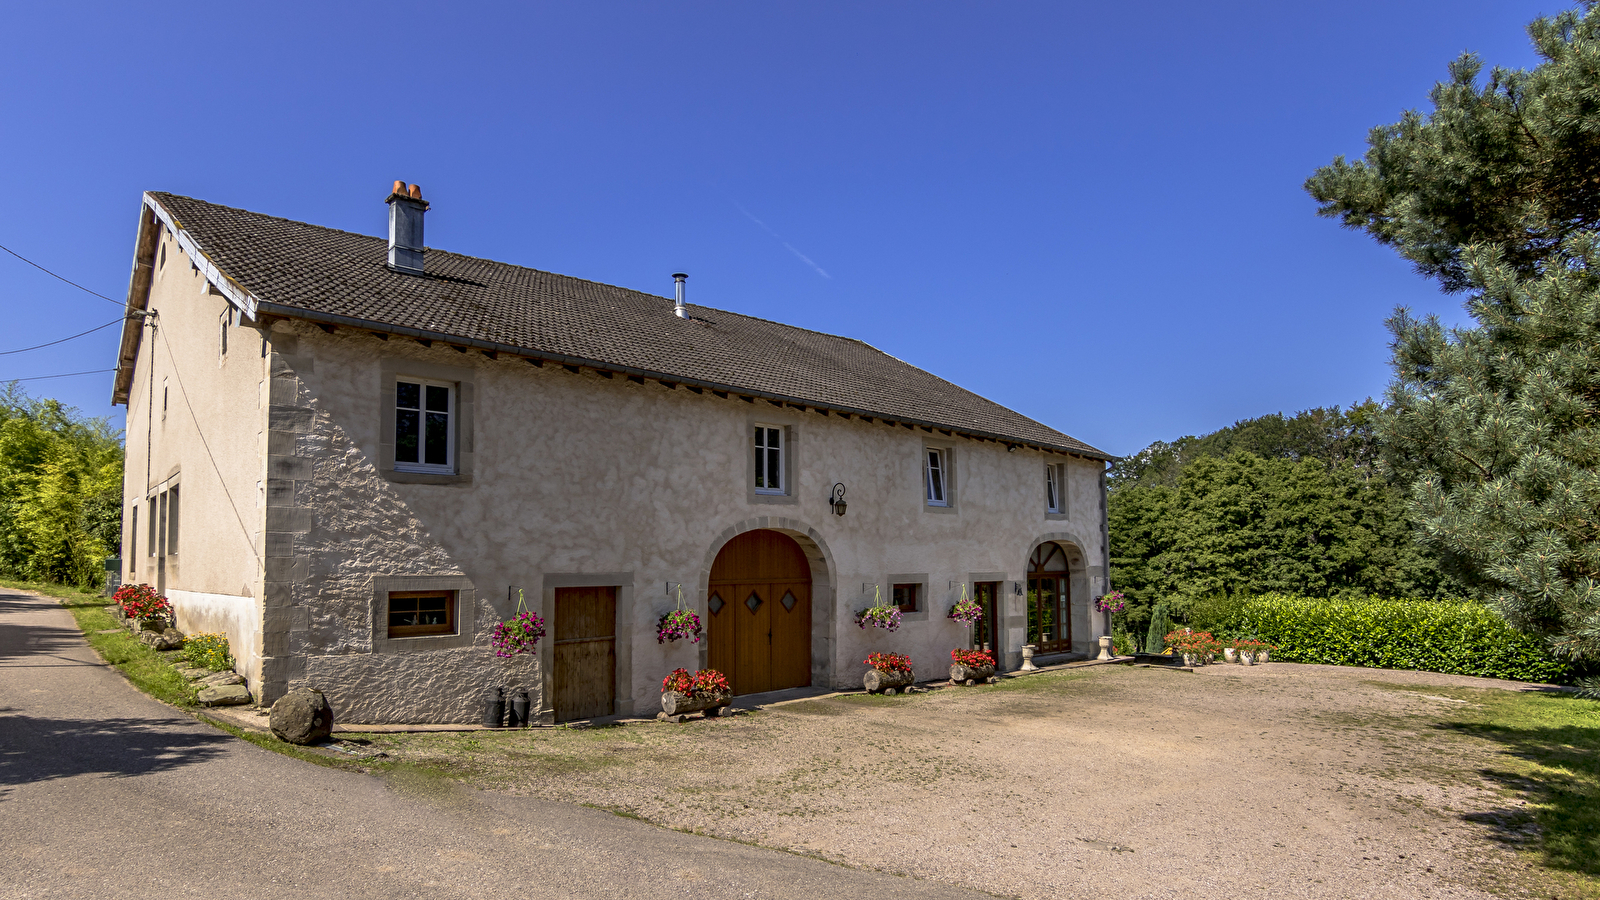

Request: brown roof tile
left=146, top=192, right=1108, bottom=459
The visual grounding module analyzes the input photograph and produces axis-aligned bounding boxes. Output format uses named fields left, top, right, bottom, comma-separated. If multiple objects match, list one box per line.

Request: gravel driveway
left=358, top=662, right=1563, bottom=900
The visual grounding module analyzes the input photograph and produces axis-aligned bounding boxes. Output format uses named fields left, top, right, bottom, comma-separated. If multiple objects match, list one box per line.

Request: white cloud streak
left=733, top=201, right=831, bottom=279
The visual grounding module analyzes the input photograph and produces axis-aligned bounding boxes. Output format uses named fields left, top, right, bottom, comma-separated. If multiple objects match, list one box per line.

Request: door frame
left=539, top=573, right=636, bottom=721
left=698, top=520, right=836, bottom=693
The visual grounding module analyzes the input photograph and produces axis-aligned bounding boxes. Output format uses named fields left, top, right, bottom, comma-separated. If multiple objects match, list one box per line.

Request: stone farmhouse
left=111, top=184, right=1113, bottom=724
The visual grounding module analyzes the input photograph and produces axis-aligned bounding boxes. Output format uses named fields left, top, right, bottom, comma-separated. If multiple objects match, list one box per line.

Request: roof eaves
left=252, top=299, right=1115, bottom=461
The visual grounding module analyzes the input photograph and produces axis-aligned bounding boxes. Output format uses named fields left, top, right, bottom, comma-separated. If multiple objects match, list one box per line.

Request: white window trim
left=1046, top=464, right=1061, bottom=514
left=925, top=448, right=949, bottom=507
left=394, top=377, right=457, bottom=475
left=754, top=423, right=785, bottom=495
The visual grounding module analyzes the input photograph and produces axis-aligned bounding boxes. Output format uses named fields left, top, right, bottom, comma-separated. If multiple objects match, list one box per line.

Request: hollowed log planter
left=949, top=663, right=997, bottom=685
left=660, top=690, right=731, bottom=718
left=863, top=668, right=915, bottom=694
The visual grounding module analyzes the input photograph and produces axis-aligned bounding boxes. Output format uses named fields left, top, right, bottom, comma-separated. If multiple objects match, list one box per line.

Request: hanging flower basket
left=659, top=667, right=732, bottom=717
left=656, top=586, right=704, bottom=643
left=948, top=584, right=982, bottom=626
left=854, top=586, right=901, bottom=632
left=1094, top=591, right=1126, bottom=614
left=949, top=648, right=997, bottom=684
left=491, top=590, right=545, bottom=658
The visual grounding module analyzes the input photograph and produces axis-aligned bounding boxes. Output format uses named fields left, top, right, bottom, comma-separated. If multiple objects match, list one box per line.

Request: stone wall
left=260, top=320, right=1107, bottom=722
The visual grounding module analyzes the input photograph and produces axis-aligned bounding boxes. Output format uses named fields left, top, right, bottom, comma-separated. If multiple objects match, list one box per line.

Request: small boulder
left=197, top=683, right=251, bottom=706
left=270, top=688, right=333, bottom=745
left=176, top=667, right=209, bottom=681
left=139, top=628, right=184, bottom=651
left=200, top=671, right=244, bottom=687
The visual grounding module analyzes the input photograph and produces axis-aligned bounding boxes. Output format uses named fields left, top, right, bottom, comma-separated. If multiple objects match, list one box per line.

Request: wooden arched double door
left=707, top=529, right=812, bottom=696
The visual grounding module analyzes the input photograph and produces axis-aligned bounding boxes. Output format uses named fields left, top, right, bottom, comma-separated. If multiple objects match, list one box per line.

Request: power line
left=0, top=241, right=126, bottom=308
left=3, top=369, right=117, bottom=383
left=0, top=317, right=123, bottom=355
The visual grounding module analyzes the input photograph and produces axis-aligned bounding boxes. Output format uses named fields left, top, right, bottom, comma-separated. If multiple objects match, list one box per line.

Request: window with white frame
left=1046, top=464, right=1061, bottom=513
left=395, top=379, right=455, bottom=473
left=925, top=448, right=948, bottom=506
left=754, top=425, right=784, bottom=493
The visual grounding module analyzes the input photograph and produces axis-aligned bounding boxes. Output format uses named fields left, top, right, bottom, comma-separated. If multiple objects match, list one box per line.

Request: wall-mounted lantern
left=829, top=482, right=848, bottom=517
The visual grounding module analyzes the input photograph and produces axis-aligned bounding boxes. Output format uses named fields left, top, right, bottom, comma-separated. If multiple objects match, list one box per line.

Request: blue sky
left=0, top=1, right=1556, bottom=456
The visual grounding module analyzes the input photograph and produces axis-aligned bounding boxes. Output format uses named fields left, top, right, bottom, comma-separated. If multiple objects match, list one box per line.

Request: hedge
left=1198, top=593, right=1570, bottom=684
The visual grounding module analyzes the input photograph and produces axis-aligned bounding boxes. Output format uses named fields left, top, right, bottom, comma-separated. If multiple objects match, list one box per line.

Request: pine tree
left=1306, top=2, right=1600, bottom=675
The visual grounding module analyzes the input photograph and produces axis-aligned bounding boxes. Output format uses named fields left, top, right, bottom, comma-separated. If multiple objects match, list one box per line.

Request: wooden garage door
left=707, top=530, right=812, bottom=696
left=553, top=586, right=616, bottom=722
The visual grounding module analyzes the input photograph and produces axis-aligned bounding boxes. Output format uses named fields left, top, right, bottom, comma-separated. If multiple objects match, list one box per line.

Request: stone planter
left=1223, top=648, right=1237, bottom=663
left=138, top=617, right=168, bottom=633
left=1256, top=649, right=1270, bottom=664
left=949, top=663, right=997, bottom=685
left=863, top=668, right=915, bottom=694
left=660, top=690, right=730, bottom=718
left=1239, top=651, right=1256, bottom=666
left=1182, top=652, right=1199, bottom=667
left=1097, top=635, right=1114, bottom=660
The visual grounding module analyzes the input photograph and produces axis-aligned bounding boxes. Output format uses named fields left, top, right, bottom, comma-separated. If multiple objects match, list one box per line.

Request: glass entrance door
left=972, top=581, right=1000, bottom=657
left=1027, top=575, right=1072, bottom=654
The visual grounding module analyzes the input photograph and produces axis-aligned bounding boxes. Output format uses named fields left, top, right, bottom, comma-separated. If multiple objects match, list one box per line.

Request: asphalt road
left=0, top=589, right=984, bottom=900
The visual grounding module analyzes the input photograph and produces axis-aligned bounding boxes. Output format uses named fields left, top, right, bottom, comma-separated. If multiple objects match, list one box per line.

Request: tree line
left=1113, top=1, right=1600, bottom=681
left=0, top=385, right=123, bottom=590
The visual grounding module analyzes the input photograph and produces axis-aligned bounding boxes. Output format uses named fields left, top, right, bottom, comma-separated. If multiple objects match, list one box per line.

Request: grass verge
left=1384, top=683, right=1600, bottom=899
left=3, top=577, right=196, bottom=707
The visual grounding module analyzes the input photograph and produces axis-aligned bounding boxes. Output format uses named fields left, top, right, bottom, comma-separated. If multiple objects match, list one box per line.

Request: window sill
left=1044, top=511, right=1069, bottom=521
left=383, top=469, right=472, bottom=486
left=924, top=502, right=957, bottom=515
left=748, top=490, right=798, bottom=506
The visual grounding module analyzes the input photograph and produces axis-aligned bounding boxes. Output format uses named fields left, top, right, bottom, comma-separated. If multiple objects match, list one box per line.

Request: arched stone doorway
left=707, top=529, right=813, bottom=695
left=1026, top=540, right=1086, bottom=656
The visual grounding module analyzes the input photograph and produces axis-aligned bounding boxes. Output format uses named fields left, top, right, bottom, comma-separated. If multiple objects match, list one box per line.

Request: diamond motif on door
left=745, top=592, right=763, bottom=613
left=708, top=593, right=724, bottom=614
left=780, top=591, right=797, bottom=611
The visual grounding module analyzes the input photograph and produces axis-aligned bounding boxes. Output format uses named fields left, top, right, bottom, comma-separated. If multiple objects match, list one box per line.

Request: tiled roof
left=144, top=192, right=1109, bottom=459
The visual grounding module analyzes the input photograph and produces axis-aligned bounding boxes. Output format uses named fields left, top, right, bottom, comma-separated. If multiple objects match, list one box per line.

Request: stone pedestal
left=1096, top=635, right=1113, bottom=660
left=1020, top=644, right=1039, bottom=672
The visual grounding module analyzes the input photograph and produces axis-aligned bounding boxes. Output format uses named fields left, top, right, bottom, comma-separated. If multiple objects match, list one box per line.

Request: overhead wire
left=4, top=368, right=117, bottom=382
left=0, top=317, right=123, bottom=355
left=0, top=241, right=127, bottom=308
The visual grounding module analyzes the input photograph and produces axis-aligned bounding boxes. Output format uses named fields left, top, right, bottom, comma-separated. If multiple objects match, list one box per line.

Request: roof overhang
left=111, top=192, right=263, bottom=405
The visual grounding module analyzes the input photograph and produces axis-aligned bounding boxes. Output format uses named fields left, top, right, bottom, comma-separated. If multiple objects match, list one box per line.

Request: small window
left=754, top=425, right=784, bottom=494
left=219, top=309, right=231, bottom=359
left=387, top=590, right=458, bottom=637
left=893, top=583, right=920, bottom=614
left=925, top=449, right=948, bottom=506
left=161, top=378, right=169, bottom=418
left=166, top=486, right=180, bottom=556
left=129, top=507, right=138, bottom=571
left=147, top=497, right=157, bottom=557
left=1046, top=464, right=1061, bottom=513
left=395, top=379, right=455, bottom=473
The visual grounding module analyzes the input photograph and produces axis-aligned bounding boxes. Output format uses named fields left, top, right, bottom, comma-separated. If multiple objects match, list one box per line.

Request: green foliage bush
left=181, top=632, right=233, bottom=672
left=1197, top=593, right=1570, bottom=683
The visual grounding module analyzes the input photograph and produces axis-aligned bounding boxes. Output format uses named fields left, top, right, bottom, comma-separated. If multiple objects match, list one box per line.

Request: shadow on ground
left=1440, top=706, right=1600, bottom=880
left=0, top=712, right=230, bottom=800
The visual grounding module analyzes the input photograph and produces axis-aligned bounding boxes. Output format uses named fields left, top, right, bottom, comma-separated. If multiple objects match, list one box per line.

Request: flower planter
left=863, top=668, right=915, bottom=694
left=660, top=690, right=731, bottom=717
left=1256, top=649, right=1270, bottom=664
left=949, top=663, right=997, bottom=685
left=1223, top=648, right=1237, bottom=663
left=1239, top=651, right=1256, bottom=666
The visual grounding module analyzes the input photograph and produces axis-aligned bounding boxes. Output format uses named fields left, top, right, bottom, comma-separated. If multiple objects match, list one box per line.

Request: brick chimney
left=386, top=181, right=429, bottom=275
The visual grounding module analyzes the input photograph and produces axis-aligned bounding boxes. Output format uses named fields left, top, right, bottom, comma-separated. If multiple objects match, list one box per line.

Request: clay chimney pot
left=408, top=184, right=422, bottom=200
left=391, top=180, right=406, bottom=196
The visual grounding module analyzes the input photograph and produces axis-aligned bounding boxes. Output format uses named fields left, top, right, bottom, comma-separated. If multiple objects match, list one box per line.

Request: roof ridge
left=151, top=191, right=879, bottom=351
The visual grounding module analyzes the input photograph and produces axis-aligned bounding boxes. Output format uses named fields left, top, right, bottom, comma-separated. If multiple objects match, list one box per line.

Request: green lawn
left=1385, top=683, right=1600, bottom=899
left=3, top=578, right=196, bottom=707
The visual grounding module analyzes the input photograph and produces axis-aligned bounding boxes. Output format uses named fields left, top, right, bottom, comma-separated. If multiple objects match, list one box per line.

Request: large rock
left=200, top=671, right=244, bottom=687
left=270, top=688, right=334, bottom=745
left=197, top=684, right=251, bottom=706
left=139, top=628, right=184, bottom=651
